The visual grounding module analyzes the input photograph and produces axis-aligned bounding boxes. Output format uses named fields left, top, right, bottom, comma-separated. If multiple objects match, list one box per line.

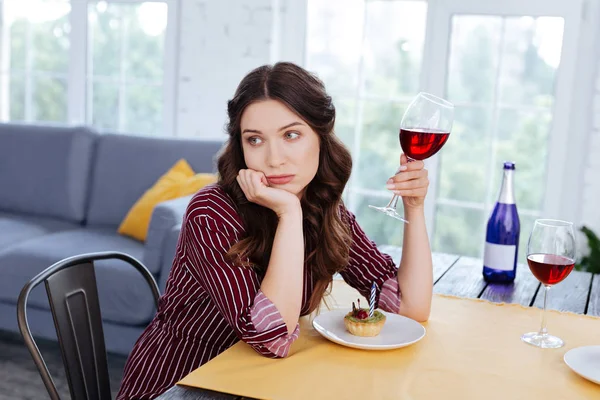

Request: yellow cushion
left=118, top=159, right=217, bottom=242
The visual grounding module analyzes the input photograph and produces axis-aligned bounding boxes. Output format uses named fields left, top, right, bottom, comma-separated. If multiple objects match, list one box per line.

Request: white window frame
left=422, top=0, right=589, bottom=238
left=301, top=0, right=430, bottom=211
left=298, top=0, right=598, bottom=249
left=0, top=0, right=72, bottom=123
left=1, top=0, right=179, bottom=135
left=271, top=0, right=306, bottom=65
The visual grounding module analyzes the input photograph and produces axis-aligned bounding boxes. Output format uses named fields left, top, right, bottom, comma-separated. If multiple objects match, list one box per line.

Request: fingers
left=399, top=154, right=425, bottom=171
left=236, top=172, right=250, bottom=198
left=260, top=174, right=269, bottom=186
left=386, top=162, right=429, bottom=196
left=392, top=187, right=428, bottom=197
left=388, top=154, right=429, bottom=200
left=249, top=171, right=265, bottom=195
left=387, top=176, right=429, bottom=191
left=240, top=170, right=255, bottom=195
left=237, top=169, right=268, bottom=201
left=400, top=153, right=408, bottom=166
left=388, top=168, right=428, bottom=184
left=405, top=159, right=425, bottom=171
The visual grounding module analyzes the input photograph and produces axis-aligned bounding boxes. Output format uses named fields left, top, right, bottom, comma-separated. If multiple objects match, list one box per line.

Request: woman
left=117, top=62, right=432, bottom=399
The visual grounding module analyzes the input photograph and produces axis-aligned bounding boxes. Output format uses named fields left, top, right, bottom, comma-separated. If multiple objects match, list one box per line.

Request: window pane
left=88, top=1, right=167, bottom=80
left=332, top=96, right=357, bottom=150
left=437, top=106, right=492, bottom=203
left=8, top=75, right=25, bottom=120
left=354, top=101, right=407, bottom=191
left=127, top=3, right=167, bottom=81
left=517, top=214, right=538, bottom=264
left=88, top=1, right=167, bottom=133
left=306, top=0, right=364, bottom=96
left=3, top=0, right=69, bottom=123
left=91, top=80, right=119, bottom=131
left=8, top=15, right=27, bottom=71
left=447, top=16, right=502, bottom=103
left=6, top=0, right=70, bottom=74
left=88, top=2, right=121, bottom=77
left=498, top=17, right=563, bottom=108
left=307, top=1, right=427, bottom=243
left=363, top=1, right=427, bottom=98
left=489, top=109, right=552, bottom=210
left=33, top=75, right=67, bottom=122
left=353, top=193, right=404, bottom=247
left=433, top=205, right=485, bottom=258
left=124, top=84, right=163, bottom=135
left=438, top=13, right=564, bottom=259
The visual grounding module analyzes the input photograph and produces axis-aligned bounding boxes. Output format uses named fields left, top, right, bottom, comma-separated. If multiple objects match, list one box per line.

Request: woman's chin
left=289, top=188, right=302, bottom=197
left=279, top=185, right=303, bottom=198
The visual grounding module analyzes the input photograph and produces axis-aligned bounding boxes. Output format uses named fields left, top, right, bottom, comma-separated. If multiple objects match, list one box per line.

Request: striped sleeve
left=250, top=291, right=300, bottom=357
left=338, top=208, right=402, bottom=313
left=182, top=209, right=299, bottom=358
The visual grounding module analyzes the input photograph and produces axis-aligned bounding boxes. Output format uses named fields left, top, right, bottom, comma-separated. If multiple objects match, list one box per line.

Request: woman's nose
left=266, top=141, right=286, bottom=167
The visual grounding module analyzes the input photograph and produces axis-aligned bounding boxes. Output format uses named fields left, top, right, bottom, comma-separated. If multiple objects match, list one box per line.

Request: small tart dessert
left=343, top=299, right=386, bottom=337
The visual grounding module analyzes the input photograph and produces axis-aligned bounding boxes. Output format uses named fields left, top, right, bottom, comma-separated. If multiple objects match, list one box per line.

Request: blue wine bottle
left=483, top=162, right=520, bottom=283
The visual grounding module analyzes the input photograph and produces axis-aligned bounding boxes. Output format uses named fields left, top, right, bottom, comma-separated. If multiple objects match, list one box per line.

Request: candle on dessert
left=369, top=282, right=376, bottom=317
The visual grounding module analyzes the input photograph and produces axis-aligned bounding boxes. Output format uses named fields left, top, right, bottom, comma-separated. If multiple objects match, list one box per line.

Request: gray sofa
left=0, top=123, right=223, bottom=355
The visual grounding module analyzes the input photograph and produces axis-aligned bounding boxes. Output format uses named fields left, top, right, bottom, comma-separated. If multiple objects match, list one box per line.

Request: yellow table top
left=178, top=281, right=600, bottom=400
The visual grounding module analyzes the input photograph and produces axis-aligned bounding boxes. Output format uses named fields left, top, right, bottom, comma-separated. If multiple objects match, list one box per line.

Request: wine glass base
left=521, top=332, right=564, bottom=349
left=368, top=205, right=409, bottom=223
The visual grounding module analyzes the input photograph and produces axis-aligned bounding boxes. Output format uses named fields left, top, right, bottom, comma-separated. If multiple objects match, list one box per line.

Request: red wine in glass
left=368, top=92, right=454, bottom=223
left=521, top=219, right=576, bottom=349
left=527, top=253, right=575, bottom=286
left=399, top=128, right=450, bottom=161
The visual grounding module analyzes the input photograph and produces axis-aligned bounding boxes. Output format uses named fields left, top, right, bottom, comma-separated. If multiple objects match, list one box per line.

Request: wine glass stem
left=386, top=194, right=399, bottom=209
left=387, top=157, right=416, bottom=209
left=539, top=285, right=550, bottom=336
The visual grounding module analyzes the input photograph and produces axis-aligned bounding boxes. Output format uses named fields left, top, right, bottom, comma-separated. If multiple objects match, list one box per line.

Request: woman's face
left=240, top=99, right=320, bottom=197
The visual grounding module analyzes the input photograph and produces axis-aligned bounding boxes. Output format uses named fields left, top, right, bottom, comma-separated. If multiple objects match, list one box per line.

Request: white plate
left=312, top=309, right=426, bottom=351
left=564, top=345, right=600, bottom=385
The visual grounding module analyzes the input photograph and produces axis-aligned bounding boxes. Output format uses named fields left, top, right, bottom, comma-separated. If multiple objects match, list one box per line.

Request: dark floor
left=0, top=330, right=127, bottom=399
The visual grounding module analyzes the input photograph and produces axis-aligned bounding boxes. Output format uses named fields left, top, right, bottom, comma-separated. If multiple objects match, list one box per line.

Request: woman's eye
left=248, top=136, right=263, bottom=145
left=286, top=131, right=300, bottom=140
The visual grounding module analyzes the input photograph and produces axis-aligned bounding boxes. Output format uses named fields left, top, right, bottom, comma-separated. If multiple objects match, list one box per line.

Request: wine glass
left=369, top=92, right=454, bottom=223
left=521, top=219, right=576, bottom=348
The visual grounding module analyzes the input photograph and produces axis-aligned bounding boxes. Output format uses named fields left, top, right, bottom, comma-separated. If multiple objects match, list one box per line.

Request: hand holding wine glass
left=521, top=219, right=576, bottom=349
left=386, top=154, right=428, bottom=210
left=370, top=92, right=453, bottom=223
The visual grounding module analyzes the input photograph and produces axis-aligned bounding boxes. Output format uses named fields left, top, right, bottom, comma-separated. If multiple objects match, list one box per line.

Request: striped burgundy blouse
left=117, top=184, right=401, bottom=399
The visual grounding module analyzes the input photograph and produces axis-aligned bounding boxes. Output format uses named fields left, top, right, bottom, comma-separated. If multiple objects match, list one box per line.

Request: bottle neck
left=498, top=169, right=515, bottom=204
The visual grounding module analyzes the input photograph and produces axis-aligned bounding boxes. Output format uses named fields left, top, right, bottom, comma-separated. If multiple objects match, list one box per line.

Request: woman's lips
left=266, top=175, right=294, bottom=185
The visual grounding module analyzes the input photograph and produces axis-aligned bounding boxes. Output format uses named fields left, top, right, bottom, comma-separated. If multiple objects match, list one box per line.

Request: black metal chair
left=17, top=251, right=160, bottom=400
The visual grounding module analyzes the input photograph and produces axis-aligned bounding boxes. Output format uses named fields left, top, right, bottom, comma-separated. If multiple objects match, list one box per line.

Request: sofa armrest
left=158, top=224, right=183, bottom=292
left=143, top=195, right=191, bottom=274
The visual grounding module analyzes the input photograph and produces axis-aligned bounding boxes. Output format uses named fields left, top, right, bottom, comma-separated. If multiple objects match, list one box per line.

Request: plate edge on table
left=563, top=345, right=600, bottom=386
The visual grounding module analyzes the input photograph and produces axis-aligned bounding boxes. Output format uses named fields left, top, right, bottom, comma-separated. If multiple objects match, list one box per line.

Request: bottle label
left=484, top=242, right=516, bottom=271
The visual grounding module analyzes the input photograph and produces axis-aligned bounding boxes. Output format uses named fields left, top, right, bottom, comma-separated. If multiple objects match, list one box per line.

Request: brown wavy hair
left=217, top=62, right=353, bottom=313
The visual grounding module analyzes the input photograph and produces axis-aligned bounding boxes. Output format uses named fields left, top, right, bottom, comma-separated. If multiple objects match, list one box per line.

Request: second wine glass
left=369, top=92, right=454, bottom=223
left=521, top=219, right=576, bottom=348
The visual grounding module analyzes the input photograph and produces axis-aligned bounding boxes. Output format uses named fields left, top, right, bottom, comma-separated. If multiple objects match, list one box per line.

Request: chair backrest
left=17, top=252, right=160, bottom=400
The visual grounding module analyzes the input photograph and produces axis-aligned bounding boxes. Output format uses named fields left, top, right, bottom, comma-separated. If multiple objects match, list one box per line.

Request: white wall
left=581, top=62, right=600, bottom=234
left=175, top=0, right=275, bottom=140
left=577, top=0, right=600, bottom=237
left=174, top=0, right=305, bottom=140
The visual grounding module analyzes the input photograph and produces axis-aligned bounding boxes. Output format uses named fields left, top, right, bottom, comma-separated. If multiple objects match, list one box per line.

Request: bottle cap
left=503, top=161, right=515, bottom=170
